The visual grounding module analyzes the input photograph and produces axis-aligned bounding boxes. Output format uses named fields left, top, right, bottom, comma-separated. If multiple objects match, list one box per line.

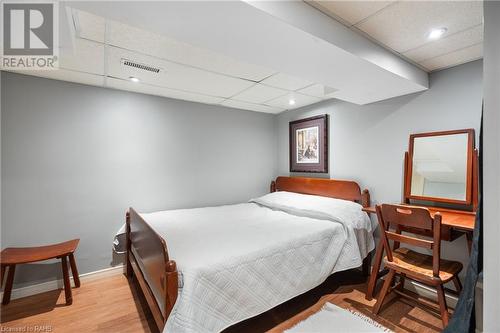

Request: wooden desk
left=364, top=205, right=475, bottom=301
left=363, top=205, right=475, bottom=231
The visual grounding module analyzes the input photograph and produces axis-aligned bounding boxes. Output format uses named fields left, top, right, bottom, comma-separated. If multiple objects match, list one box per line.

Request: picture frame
left=289, top=114, right=328, bottom=173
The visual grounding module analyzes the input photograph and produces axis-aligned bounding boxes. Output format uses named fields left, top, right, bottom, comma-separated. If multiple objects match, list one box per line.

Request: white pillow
left=250, top=191, right=374, bottom=232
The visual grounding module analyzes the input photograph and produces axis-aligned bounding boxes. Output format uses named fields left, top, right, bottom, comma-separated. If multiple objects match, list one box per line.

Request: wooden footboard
left=126, top=208, right=178, bottom=332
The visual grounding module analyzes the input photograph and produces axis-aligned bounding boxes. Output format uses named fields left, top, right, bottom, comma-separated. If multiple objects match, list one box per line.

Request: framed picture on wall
left=289, top=114, right=328, bottom=173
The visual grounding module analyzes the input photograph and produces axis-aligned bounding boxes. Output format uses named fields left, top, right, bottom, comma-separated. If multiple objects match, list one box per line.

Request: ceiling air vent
left=121, top=59, right=161, bottom=74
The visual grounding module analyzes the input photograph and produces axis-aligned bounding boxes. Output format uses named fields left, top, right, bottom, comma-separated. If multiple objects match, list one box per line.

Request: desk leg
left=366, top=238, right=384, bottom=301
left=466, top=231, right=473, bottom=254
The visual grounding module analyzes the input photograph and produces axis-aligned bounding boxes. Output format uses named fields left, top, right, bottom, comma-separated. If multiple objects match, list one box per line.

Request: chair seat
left=0, top=239, right=79, bottom=265
left=384, top=247, right=463, bottom=282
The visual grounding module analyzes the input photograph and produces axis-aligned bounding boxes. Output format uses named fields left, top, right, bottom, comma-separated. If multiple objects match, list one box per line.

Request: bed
left=124, top=176, right=374, bottom=333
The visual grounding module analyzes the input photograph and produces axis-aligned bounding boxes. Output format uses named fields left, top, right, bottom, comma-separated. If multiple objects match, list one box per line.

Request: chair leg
left=61, top=256, right=72, bottom=305
left=69, top=253, right=80, bottom=288
left=373, top=269, right=395, bottom=314
left=366, top=238, right=384, bottom=301
left=453, top=276, right=463, bottom=293
left=436, top=284, right=449, bottom=328
left=2, top=265, right=16, bottom=305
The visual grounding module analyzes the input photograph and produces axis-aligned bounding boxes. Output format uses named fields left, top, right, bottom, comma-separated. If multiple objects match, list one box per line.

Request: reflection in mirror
left=410, top=133, right=468, bottom=201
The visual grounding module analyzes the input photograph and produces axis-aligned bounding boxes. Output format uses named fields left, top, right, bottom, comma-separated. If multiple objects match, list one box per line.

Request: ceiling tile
left=23, top=3, right=436, bottom=108
left=73, top=9, right=105, bottom=43
left=221, top=99, right=284, bottom=114
left=403, top=24, right=483, bottom=63
left=231, top=83, right=287, bottom=104
left=297, top=83, right=337, bottom=99
left=106, top=77, right=225, bottom=104
left=419, top=43, right=483, bottom=71
left=355, top=1, right=483, bottom=53
left=260, top=73, right=314, bottom=91
left=105, top=19, right=275, bottom=82
left=309, top=1, right=395, bottom=26
left=106, top=46, right=255, bottom=98
left=14, top=69, right=104, bottom=86
left=59, top=38, right=105, bottom=75
left=265, top=92, right=321, bottom=110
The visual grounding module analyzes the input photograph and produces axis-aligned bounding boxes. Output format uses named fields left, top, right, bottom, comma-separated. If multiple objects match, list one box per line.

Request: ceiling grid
left=308, top=0, right=484, bottom=72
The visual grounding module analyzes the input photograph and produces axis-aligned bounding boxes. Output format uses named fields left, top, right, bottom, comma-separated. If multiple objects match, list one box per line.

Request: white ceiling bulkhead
left=6, top=1, right=436, bottom=113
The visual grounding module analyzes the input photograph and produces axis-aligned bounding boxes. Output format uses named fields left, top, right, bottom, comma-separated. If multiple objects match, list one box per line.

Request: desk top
left=363, top=204, right=475, bottom=231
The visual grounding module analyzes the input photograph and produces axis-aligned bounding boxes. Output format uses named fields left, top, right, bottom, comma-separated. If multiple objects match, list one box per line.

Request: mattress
left=134, top=191, right=375, bottom=333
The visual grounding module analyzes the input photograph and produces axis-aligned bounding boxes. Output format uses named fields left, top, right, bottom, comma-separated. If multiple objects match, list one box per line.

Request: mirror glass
left=410, top=133, right=469, bottom=201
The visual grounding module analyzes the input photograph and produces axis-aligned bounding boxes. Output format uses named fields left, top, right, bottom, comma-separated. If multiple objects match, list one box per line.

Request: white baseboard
left=2, top=264, right=459, bottom=309
left=404, top=280, right=459, bottom=309
left=1, top=265, right=124, bottom=301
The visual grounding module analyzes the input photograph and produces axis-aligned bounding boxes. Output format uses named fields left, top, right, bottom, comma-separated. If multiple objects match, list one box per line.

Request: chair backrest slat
left=376, top=204, right=443, bottom=278
left=380, top=205, right=433, bottom=230
left=386, top=231, right=433, bottom=249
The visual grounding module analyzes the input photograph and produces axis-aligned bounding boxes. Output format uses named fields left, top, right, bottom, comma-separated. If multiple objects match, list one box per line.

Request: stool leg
left=69, top=253, right=80, bottom=288
left=61, top=256, right=72, bottom=305
left=2, top=265, right=16, bottom=305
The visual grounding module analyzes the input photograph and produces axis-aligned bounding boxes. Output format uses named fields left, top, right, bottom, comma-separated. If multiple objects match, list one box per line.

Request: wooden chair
left=0, top=239, right=80, bottom=305
left=372, top=204, right=463, bottom=327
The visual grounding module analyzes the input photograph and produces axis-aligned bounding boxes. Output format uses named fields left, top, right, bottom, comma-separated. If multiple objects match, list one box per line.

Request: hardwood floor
left=1, top=269, right=443, bottom=333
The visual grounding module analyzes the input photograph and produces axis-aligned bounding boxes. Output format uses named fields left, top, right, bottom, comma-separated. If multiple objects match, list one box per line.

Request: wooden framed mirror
left=405, top=129, right=475, bottom=206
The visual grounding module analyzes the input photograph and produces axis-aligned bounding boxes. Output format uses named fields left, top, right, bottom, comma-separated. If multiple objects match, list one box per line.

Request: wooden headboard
left=270, top=176, right=370, bottom=208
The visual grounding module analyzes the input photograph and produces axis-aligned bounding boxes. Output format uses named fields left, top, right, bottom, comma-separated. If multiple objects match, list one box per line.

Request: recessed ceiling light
left=129, top=76, right=140, bottom=83
left=428, top=27, right=448, bottom=40
left=289, top=99, right=296, bottom=106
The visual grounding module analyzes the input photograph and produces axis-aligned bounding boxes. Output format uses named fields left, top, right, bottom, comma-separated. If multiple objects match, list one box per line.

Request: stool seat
left=1, top=239, right=80, bottom=306
left=1, top=239, right=79, bottom=265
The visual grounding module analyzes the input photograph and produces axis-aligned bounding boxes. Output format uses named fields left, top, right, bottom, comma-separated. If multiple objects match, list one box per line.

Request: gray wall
left=276, top=60, right=483, bottom=278
left=1, top=72, right=277, bottom=287
left=1, top=59, right=483, bottom=289
left=483, top=1, right=500, bottom=331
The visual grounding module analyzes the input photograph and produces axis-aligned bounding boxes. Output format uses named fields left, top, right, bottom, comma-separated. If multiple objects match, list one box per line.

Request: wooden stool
left=0, top=239, right=80, bottom=305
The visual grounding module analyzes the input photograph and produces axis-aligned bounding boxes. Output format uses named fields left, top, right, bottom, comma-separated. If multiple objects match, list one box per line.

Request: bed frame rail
left=126, top=208, right=178, bottom=331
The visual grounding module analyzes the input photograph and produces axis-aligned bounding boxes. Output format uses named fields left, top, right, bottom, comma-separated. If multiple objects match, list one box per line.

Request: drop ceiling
left=308, top=0, right=484, bottom=72
left=10, top=8, right=350, bottom=114
left=4, top=1, right=432, bottom=113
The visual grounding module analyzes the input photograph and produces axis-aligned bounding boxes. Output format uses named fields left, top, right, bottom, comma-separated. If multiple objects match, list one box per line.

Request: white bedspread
left=133, top=191, right=375, bottom=333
